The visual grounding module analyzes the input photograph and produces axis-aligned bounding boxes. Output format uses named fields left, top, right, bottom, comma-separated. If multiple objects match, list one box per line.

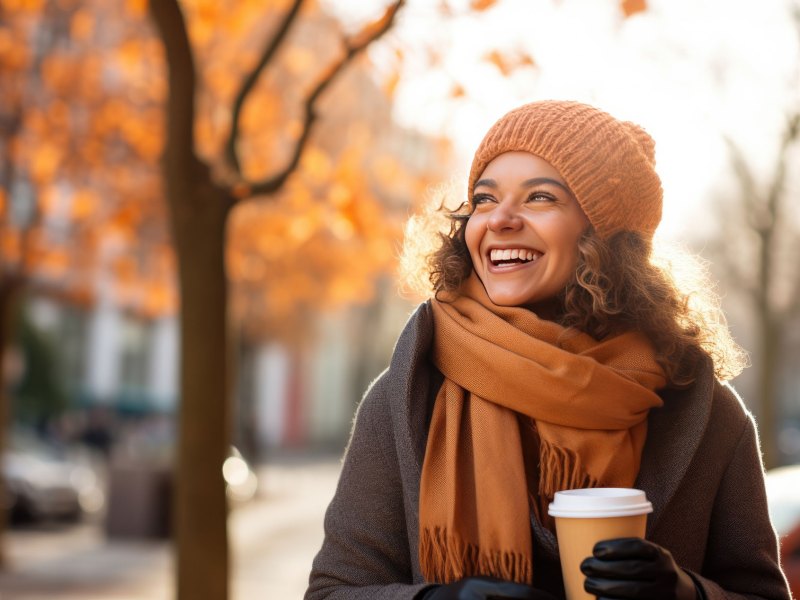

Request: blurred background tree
left=0, top=0, right=447, bottom=591
left=712, top=113, right=800, bottom=469
left=147, top=1, right=416, bottom=596
left=11, top=309, right=69, bottom=428
left=0, top=0, right=173, bottom=566
left=703, top=4, right=800, bottom=470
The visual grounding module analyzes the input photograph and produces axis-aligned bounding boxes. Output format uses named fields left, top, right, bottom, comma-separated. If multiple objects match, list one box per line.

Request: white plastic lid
left=547, top=488, right=653, bottom=518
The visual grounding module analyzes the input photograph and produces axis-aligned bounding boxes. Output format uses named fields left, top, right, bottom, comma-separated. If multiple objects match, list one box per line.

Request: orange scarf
left=419, top=274, right=666, bottom=584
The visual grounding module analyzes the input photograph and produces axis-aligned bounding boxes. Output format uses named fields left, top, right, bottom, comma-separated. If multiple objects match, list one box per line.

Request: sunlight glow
left=330, top=0, right=799, bottom=241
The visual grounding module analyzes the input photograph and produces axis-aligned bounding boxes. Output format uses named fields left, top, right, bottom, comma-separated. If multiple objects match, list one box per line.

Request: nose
left=486, top=200, right=523, bottom=232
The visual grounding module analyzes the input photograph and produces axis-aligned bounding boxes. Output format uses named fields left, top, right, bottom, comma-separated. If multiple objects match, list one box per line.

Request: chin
left=486, top=292, right=536, bottom=307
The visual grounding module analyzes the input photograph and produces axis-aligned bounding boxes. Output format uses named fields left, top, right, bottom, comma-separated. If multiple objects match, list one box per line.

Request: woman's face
left=465, top=151, right=589, bottom=311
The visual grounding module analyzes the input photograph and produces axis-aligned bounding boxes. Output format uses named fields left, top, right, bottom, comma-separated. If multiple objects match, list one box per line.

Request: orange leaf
left=484, top=50, right=512, bottom=76
left=0, top=27, right=29, bottom=71
left=450, top=83, right=465, bottom=99
left=470, top=0, right=498, bottom=11
left=116, top=39, right=144, bottom=74
left=30, top=142, right=62, bottom=183
left=384, top=70, right=401, bottom=97
left=2, top=231, right=21, bottom=263
left=621, top=0, right=647, bottom=18
left=125, top=0, right=148, bottom=17
left=301, top=147, right=332, bottom=181
left=112, top=256, right=137, bottom=283
left=10, top=0, right=45, bottom=12
left=71, top=189, right=98, bottom=220
left=518, top=53, right=537, bottom=68
left=70, top=9, right=95, bottom=41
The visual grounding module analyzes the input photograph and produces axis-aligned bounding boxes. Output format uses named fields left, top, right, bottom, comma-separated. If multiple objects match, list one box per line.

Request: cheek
left=556, top=232, right=583, bottom=278
left=464, top=217, right=483, bottom=260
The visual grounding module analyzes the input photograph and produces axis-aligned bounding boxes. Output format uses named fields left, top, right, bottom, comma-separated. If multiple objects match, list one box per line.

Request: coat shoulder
left=709, top=379, right=755, bottom=438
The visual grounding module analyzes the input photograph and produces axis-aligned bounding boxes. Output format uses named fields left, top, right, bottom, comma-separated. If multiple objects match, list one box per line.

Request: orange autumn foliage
left=621, top=0, right=647, bottom=18
left=1, top=0, right=449, bottom=333
left=0, top=0, right=170, bottom=317
left=470, top=0, right=499, bottom=11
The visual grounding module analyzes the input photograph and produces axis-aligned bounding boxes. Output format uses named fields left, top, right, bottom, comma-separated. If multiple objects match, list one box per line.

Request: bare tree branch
left=775, top=112, right=800, bottom=318
left=723, top=135, right=763, bottom=232
left=708, top=235, right=759, bottom=301
left=785, top=250, right=800, bottom=317
left=225, top=0, right=306, bottom=175
left=149, top=0, right=197, bottom=179
left=238, top=0, right=406, bottom=201
left=720, top=136, right=763, bottom=300
left=765, top=112, right=800, bottom=217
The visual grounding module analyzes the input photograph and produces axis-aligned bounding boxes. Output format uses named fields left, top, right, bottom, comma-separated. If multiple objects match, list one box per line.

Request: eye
left=472, top=193, right=496, bottom=206
left=526, top=192, right=556, bottom=203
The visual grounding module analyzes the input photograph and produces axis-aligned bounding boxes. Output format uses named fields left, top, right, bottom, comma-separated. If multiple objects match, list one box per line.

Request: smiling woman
left=305, top=100, right=791, bottom=600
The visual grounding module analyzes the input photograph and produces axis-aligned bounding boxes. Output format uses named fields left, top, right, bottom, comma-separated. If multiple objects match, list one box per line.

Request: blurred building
left=24, top=272, right=417, bottom=459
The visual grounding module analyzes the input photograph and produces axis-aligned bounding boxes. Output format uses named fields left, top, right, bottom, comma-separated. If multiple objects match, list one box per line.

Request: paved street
left=0, top=457, right=342, bottom=599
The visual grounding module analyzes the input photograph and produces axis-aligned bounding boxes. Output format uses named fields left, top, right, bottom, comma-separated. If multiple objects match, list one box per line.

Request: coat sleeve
left=305, top=376, right=432, bottom=600
left=687, top=416, right=791, bottom=600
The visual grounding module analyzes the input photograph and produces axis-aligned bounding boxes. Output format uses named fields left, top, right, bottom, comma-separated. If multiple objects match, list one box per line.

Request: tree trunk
left=169, top=167, right=233, bottom=600
left=757, top=311, right=780, bottom=469
left=0, top=279, right=22, bottom=568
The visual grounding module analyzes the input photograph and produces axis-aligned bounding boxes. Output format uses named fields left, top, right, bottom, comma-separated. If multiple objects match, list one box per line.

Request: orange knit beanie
left=468, top=100, right=663, bottom=240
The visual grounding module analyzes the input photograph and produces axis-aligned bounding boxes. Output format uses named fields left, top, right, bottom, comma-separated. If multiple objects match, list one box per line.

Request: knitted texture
left=468, top=100, right=663, bottom=240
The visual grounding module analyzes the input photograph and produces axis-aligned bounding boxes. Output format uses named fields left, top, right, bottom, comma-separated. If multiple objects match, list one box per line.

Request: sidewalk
left=0, top=457, right=342, bottom=600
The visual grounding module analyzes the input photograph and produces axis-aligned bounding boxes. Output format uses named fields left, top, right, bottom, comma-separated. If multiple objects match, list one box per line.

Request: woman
left=305, top=101, right=791, bottom=600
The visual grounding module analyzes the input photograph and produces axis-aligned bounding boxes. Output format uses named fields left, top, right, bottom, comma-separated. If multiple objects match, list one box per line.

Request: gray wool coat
left=306, top=302, right=792, bottom=600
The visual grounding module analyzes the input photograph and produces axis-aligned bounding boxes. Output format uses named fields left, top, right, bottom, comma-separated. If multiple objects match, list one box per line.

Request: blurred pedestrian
left=305, top=101, right=791, bottom=599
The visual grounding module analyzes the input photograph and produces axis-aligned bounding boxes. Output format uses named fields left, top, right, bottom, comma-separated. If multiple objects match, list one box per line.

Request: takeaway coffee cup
left=548, top=488, right=653, bottom=600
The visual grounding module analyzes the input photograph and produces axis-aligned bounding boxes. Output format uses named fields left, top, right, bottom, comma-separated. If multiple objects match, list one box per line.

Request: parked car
left=2, top=432, right=104, bottom=524
left=765, top=464, right=800, bottom=598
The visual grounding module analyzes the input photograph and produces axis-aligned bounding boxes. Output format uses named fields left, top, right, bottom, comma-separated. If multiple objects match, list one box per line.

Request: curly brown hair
left=400, top=188, right=746, bottom=387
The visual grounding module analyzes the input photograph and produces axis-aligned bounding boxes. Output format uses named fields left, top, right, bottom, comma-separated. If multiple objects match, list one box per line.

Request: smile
left=489, top=248, right=541, bottom=267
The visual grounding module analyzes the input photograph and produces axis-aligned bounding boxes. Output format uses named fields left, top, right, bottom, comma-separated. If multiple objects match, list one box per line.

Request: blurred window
left=119, top=316, right=152, bottom=394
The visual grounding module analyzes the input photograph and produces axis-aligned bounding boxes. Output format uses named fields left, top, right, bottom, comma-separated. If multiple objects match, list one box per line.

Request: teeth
left=490, top=248, right=539, bottom=263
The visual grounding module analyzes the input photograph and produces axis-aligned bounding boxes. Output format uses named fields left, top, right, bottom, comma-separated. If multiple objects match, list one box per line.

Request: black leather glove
left=419, top=576, right=559, bottom=600
left=580, top=537, right=699, bottom=600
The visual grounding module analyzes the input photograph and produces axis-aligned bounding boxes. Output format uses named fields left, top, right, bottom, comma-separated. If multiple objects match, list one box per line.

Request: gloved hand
left=580, top=537, right=699, bottom=600
left=419, top=576, right=559, bottom=600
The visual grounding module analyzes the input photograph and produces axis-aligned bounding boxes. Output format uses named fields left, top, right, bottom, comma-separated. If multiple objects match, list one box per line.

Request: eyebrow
left=473, top=177, right=572, bottom=195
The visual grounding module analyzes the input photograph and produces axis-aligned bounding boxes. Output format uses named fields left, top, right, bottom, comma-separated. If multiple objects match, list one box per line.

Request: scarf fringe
left=538, top=438, right=598, bottom=500
left=420, top=525, right=532, bottom=584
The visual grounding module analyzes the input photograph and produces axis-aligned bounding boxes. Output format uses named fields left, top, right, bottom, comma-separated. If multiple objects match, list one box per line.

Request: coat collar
left=636, top=363, right=715, bottom=535
left=389, top=301, right=435, bottom=489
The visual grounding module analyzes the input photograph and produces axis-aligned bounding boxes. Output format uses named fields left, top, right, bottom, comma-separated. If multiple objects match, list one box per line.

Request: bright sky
left=324, top=0, right=799, bottom=241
